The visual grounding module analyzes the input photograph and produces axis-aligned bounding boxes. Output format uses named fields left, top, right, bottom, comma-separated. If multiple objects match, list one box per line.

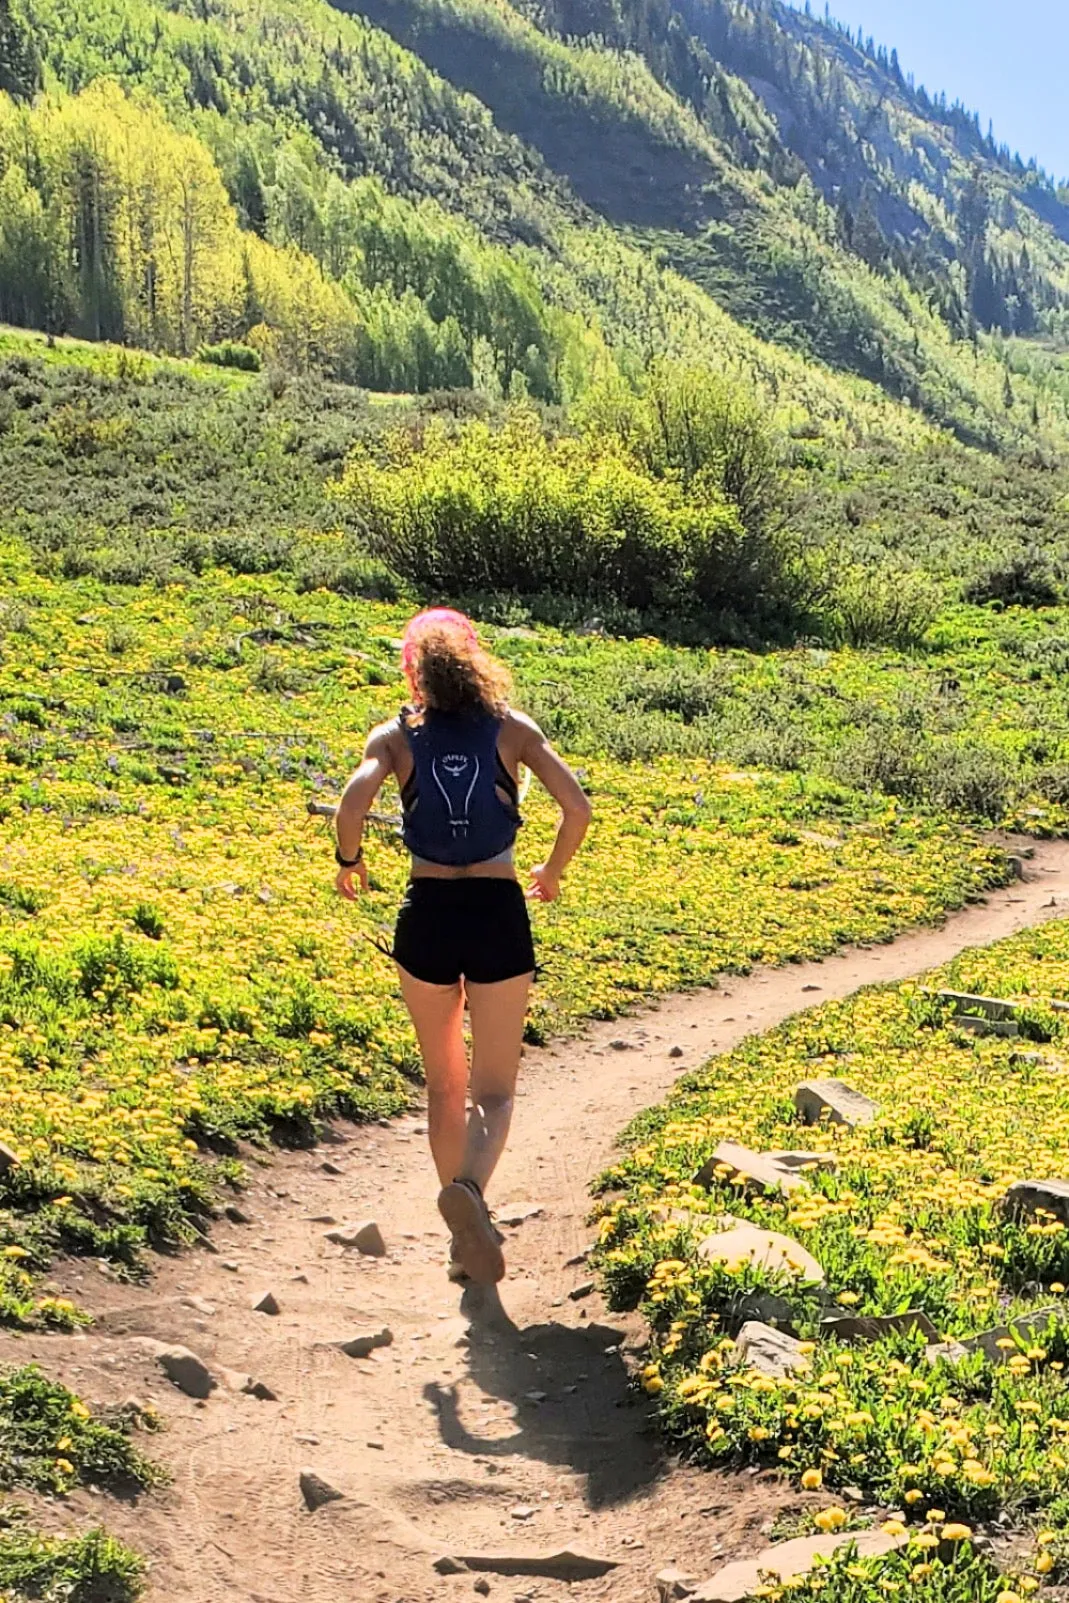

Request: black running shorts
left=392, top=878, right=536, bottom=986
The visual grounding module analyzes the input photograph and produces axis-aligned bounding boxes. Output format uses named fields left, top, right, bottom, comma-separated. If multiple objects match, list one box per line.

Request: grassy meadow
left=0, top=328, right=1067, bottom=1597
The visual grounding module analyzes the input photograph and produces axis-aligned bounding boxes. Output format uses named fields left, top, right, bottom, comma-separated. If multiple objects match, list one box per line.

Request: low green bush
left=329, top=407, right=794, bottom=622
left=196, top=341, right=263, bottom=373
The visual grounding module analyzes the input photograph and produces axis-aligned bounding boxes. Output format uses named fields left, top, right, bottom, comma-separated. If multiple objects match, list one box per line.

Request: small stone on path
left=182, top=1296, right=217, bottom=1316
left=510, top=1506, right=536, bottom=1520
left=150, top=1345, right=216, bottom=1399
left=658, top=1569, right=697, bottom=1602
left=325, top=1220, right=386, bottom=1255
left=320, top=1160, right=344, bottom=1176
left=668, top=1045, right=685, bottom=1058
left=299, top=1469, right=343, bottom=1511
left=795, top=1078, right=878, bottom=1129
left=253, top=1291, right=280, bottom=1316
left=447, top=1549, right=620, bottom=1580
left=474, top=1581, right=491, bottom=1597
left=568, top=1281, right=595, bottom=1301
left=224, top=1204, right=252, bottom=1224
left=339, top=1327, right=394, bottom=1359
left=496, top=1204, right=544, bottom=1228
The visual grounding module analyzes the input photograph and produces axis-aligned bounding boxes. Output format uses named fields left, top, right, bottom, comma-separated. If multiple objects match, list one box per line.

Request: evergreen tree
left=0, top=0, right=39, bottom=100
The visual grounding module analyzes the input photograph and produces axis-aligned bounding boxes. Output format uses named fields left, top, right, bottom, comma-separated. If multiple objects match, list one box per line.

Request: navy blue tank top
left=399, top=708, right=521, bottom=867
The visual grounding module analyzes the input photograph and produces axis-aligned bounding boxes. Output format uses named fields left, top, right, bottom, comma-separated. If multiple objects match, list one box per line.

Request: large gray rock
left=694, top=1142, right=802, bottom=1196
left=820, top=1309, right=939, bottom=1344
left=1001, top=1179, right=1069, bottom=1225
left=698, top=1224, right=824, bottom=1286
left=795, top=1079, right=878, bottom=1129
left=734, top=1321, right=811, bottom=1378
left=691, top=1530, right=908, bottom=1601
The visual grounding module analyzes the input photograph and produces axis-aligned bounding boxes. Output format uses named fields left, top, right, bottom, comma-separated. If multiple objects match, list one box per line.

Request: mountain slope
left=0, top=0, right=1064, bottom=453
left=325, top=0, right=1067, bottom=444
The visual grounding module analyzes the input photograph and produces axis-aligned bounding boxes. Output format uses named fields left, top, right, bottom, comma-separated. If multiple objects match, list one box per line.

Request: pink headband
left=400, top=608, right=478, bottom=674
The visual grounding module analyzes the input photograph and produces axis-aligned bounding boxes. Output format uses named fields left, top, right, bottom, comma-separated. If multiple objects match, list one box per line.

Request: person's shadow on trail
left=422, top=1285, right=663, bottom=1509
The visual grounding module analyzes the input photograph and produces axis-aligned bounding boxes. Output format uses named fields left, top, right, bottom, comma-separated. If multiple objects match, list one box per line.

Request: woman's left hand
left=527, top=863, right=561, bottom=903
left=336, top=862, right=369, bottom=900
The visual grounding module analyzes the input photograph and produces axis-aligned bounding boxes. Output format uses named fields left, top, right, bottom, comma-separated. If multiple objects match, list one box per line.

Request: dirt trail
left=9, top=841, right=1069, bottom=1603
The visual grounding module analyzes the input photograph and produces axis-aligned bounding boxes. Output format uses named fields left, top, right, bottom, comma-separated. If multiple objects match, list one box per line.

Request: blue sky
left=786, top=0, right=1069, bottom=180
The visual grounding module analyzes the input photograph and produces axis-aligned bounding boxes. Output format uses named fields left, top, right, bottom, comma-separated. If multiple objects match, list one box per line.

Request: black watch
left=335, top=845, right=364, bottom=868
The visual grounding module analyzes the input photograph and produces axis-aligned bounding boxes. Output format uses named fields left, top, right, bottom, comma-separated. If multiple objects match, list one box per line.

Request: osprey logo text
left=432, top=754, right=480, bottom=836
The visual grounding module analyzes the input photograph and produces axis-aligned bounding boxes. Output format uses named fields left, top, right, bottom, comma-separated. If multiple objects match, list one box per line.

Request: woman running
left=333, top=609, right=592, bottom=1285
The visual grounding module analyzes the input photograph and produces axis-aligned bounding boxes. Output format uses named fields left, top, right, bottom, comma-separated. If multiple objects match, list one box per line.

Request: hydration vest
left=399, top=708, right=521, bottom=867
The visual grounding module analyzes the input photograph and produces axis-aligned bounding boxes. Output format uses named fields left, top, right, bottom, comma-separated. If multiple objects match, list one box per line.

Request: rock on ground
left=299, top=1469, right=344, bottom=1511
left=442, top=1549, right=620, bottom=1580
left=658, top=1568, right=697, bottom=1602
left=734, top=1321, right=811, bottom=1378
left=691, top=1529, right=908, bottom=1601
left=146, top=1344, right=217, bottom=1399
left=698, top=1224, right=824, bottom=1286
left=928, top=1306, right=1064, bottom=1365
left=794, top=1078, right=878, bottom=1128
left=252, top=1291, right=280, bottom=1315
left=768, top=1150, right=837, bottom=1172
left=324, top=1220, right=386, bottom=1255
left=820, top=1309, right=938, bottom=1344
left=339, top=1327, right=394, bottom=1359
left=1001, top=1179, right=1069, bottom=1225
left=693, top=1141, right=802, bottom=1196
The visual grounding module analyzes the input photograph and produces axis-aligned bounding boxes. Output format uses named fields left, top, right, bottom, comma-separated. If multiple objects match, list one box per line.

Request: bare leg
left=396, top=966, right=467, bottom=1186
left=460, top=971, right=534, bottom=1195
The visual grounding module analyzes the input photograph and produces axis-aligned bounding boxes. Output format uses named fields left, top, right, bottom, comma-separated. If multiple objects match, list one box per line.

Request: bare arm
left=334, top=722, right=395, bottom=901
left=515, top=714, right=592, bottom=903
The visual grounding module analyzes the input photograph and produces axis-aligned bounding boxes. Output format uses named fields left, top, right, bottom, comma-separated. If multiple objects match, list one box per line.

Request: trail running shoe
left=447, top=1239, right=470, bottom=1284
left=446, top=1222, right=504, bottom=1283
left=438, top=1180, right=506, bottom=1284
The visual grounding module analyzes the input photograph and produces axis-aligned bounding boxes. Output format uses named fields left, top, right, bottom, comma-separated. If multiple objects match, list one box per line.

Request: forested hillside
left=0, top=0, right=1067, bottom=455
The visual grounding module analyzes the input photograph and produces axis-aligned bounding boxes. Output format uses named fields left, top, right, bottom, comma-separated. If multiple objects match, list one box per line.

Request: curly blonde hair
left=403, top=614, right=511, bottom=719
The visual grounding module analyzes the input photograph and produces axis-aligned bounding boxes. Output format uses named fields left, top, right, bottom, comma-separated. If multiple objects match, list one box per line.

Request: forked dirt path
left=7, top=842, right=1069, bottom=1603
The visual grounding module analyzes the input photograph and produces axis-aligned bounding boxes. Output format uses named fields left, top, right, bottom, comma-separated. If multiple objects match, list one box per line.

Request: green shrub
left=964, top=548, right=1060, bottom=608
left=823, top=563, right=940, bottom=648
left=923, top=740, right=1015, bottom=821
left=329, top=407, right=794, bottom=620
left=195, top=341, right=263, bottom=373
left=575, top=360, right=783, bottom=542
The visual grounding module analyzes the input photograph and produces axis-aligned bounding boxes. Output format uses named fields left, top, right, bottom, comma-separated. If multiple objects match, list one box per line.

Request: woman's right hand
left=527, top=863, right=561, bottom=903
left=336, top=862, right=369, bottom=901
